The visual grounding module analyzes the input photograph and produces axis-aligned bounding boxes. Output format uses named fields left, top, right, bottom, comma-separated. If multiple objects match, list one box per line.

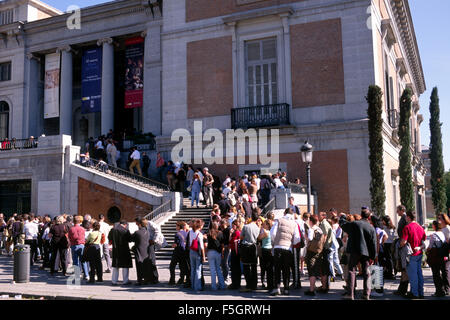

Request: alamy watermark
left=66, top=5, right=81, bottom=30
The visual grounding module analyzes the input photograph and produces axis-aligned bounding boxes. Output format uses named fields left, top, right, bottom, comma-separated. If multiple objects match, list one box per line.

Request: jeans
left=261, top=248, right=274, bottom=290
left=203, top=186, right=213, bottom=207
left=24, top=239, right=38, bottom=265
left=191, top=190, right=200, bottom=206
left=71, top=245, right=89, bottom=277
left=190, top=251, right=203, bottom=291
left=329, top=247, right=343, bottom=277
left=208, top=250, right=225, bottom=290
left=112, top=267, right=129, bottom=284
left=230, top=249, right=241, bottom=289
left=406, top=254, right=424, bottom=297
left=102, top=243, right=112, bottom=270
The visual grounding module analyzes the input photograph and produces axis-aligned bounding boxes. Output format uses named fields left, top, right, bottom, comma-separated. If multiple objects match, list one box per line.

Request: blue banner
left=81, top=47, right=102, bottom=114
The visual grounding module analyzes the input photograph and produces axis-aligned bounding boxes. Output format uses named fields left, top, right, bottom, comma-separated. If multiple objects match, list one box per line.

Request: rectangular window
left=245, top=38, right=278, bottom=107
left=0, top=10, right=14, bottom=25
left=0, top=62, right=11, bottom=81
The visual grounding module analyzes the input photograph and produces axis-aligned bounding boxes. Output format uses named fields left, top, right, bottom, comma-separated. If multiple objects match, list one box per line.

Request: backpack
left=190, top=233, right=200, bottom=253
left=307, top=228, right=325, bottom=253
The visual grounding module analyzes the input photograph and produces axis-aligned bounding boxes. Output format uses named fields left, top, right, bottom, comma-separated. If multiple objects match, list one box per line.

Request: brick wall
left=186, top=0, right=305, bottom=22
left=187, top=36, right=233, bottom=118
left=77, top=178, right=153, bottom=223
left=290, top=19, right=346, bottom=108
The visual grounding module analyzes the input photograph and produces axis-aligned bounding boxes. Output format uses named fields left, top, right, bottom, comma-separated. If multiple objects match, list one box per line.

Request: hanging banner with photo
left=81, top=47, right=102, bottom=114
left=124, top=37, right=144, bottom=109
left=44, top=53, right=60, bottom=119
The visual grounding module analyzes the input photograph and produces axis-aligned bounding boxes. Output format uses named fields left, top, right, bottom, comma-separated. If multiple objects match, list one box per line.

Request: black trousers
left=88, top=245, right=103, bottom=282
left=243, top=263, right=258, bottom=290
left=260, top=248, right=274, bottom=290
left=431, top=261, right=447, bottom=294
left=382, top=243, right=395, bottom=277
left=24, top=239, right=38, bottom=265
left=147, top=254, right=159, bottom=283
left=230, top=250, right=241, bottom=289
left=50, top=244, right=67, bottom=274
left=42, top=240, right=51, bottom=268
left=274, top=248, right=293, bottom=289
left=169, top=250, right=189, bottom=281
left=135, top=258, right=148, bottom=284
left=290, top=247, right=301, bottom=285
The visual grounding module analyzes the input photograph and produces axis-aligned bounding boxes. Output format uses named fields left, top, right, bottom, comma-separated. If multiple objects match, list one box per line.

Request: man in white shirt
left=24, top=214, right=39, bottom=266
left=129, top=147, right=142, bottom=176
left=98, top=214, right=112, bottom=273
left=222, top=182, right=231, bottom=197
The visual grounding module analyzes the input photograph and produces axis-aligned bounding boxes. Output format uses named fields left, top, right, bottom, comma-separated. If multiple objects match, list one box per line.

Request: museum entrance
left=0, top=180, right=31, bottom=217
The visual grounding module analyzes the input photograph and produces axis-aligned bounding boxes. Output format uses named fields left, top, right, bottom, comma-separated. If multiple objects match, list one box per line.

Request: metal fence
left=0, top=138, right=38, bottom=151
left=144, top=199, right=172, bottom=221
left=231, top=103, right=290, bottom=129
left=75, top=156, right=171, bottom=193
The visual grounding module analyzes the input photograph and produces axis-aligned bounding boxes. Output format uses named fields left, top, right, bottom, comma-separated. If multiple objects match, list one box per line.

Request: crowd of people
left=0, top=167, right=449, bottom=300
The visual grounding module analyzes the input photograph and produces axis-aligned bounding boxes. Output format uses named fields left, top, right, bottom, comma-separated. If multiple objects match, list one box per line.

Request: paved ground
left=0, top=254, right=448, bottom=300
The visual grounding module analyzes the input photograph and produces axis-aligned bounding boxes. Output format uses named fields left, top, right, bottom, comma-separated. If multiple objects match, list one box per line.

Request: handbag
left=190, top=234, right=199, bottom=253
left=307, top=229, right=325, bottom=253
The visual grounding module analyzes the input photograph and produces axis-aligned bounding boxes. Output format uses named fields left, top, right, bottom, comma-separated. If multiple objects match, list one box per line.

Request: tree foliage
left=429, top=87, right=447, bottom=215
left=398, top=88, right=415, bottom=212
left=366, top=85, right=386, bottom=216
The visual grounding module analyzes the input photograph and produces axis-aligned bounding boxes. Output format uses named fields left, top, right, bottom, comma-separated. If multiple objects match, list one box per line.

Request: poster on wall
left=124, top=37, right=144, bottom=109
left=81, top=47, right=102, bottom=114
left=44, top=53, right=60, bottom=119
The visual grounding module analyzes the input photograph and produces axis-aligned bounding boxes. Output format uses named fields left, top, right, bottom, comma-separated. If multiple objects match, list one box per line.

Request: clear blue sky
left=46, top=0, right=449, bottom=170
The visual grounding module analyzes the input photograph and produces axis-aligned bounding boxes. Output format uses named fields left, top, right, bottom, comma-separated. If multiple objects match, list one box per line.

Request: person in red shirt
left=400, top=211, right=426, bottom=299
left=68, top=216, right=89, bottom=280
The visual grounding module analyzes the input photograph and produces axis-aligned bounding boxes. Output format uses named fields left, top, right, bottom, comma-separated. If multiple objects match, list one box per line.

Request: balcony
left=231, top=103, right=290, bottom=129
left=0, top=137, right=38, bottom=151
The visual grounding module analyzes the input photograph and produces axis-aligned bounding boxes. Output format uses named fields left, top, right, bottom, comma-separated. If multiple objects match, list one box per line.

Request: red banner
left=124, top=37, right=144, bottom=108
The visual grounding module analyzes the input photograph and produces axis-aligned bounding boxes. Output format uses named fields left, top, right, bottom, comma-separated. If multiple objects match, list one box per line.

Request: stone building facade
left=0, top=0, right=427, bottom=224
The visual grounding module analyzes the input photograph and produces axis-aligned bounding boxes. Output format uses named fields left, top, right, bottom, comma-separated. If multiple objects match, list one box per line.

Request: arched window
left=0, top=101, right=9, bottom=140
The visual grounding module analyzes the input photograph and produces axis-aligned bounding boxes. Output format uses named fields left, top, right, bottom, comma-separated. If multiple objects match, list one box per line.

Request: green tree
left=366, top=85, right=386, bottom=216
left=429, top=87, right=447, bottom=215
left=444, top=171, right=450, bottom=211
left=398, top=88, right=415, bottom=212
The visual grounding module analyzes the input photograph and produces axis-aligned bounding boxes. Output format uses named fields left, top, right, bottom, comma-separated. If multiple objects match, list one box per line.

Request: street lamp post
left=301, top=141, right=313, bottom=213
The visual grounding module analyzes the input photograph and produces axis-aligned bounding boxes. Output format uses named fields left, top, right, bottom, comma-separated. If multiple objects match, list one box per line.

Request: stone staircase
left=156, top=198, right=211, bottom=260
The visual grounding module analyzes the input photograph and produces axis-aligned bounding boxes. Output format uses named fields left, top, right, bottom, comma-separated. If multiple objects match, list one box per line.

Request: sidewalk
left=0, top=255, right=448, bottom=300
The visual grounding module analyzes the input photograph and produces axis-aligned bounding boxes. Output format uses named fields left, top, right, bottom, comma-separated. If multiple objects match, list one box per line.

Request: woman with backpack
left=304, top=215, right=326, bottom=296
left=188, top=219, right=206, bottom=292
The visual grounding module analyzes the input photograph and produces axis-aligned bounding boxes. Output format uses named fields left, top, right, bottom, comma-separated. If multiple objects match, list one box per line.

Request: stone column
left=142, top=27, right=162, bottom=136
left=97, top=37, right=115, bottom=136
left=26, top=53, right=41, bottom=138
left=57, top=46, right=74, bottom=136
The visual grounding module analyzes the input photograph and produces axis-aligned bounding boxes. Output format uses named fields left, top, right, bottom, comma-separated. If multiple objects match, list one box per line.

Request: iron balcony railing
left=231, top=103, right=290, bottom=129
left=74, top=156, right=171, bottom=193
left=144, top=199, right=172, bottom=221
left=0, top=138, right=38, bottom=151
left=387, top=108, right=399, bottom=129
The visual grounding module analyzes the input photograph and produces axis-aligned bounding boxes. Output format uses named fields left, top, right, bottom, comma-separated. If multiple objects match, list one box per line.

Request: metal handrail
left=74, top=156, right=171, bottom=193
left=261, top=197, right=275, bottom=218
left=0, top=137, right=38, bottom=150
left=231, top=103, right=290, bottom=129
left=144, top=199, right=172, bottom=221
